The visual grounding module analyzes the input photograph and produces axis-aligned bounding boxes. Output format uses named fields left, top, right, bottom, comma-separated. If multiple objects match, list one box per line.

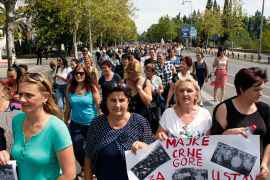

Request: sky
left=131, top=0, right=270, bottom=34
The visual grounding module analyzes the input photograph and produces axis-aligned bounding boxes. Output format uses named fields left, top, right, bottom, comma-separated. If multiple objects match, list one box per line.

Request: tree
left=206, top=0, right=213, bottom=10
left=222, top=0, right=244, bottom=53
left=0, top=0, right=16, bottom=67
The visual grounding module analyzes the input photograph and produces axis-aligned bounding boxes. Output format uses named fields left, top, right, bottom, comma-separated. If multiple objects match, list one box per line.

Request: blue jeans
left=56, top=84, right=68, bottom=118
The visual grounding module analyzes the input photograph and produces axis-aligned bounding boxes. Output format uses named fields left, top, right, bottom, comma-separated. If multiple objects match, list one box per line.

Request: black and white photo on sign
left=131, top=143, right=171, bottom=180
left=172, top=168, right=208, bottom=180
left=210, top=142, right=257, bottom=176
left=0, top=160, right=18, bottom=180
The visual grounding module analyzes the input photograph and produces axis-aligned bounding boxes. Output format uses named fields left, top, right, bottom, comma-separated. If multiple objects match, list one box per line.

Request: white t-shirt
left=53, top=67, right=72, bottom=85
left=174, top=47, right=181, bottom=56
left=160, top=107, right=212, bottom=138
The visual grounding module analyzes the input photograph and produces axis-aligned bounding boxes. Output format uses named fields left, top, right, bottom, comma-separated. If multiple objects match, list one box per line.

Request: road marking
left=226, top=82, right=270, bottom=100
left=201, top=89, right=220, bottom=106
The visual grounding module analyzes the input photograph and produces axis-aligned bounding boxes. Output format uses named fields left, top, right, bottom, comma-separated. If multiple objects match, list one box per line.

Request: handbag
left=156, top=93, right=165, bottom=109
left=209, top=61, right=219, bottom=82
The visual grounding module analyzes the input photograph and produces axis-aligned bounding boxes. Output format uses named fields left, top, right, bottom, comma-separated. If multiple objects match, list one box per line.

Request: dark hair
left=71, top=59, right=80, bottom=64
left=217, top=47, right=225, bottom=57
left=180, top=56, right=193, bottom=69
left=101, top=60, right=112, bottom=68
left=234, top=67, right=268, bottom=95
left=122, top=54, right=128, bottom=60
left=99, top=82, right=132, bottom=115
left=197, top=52, right=204, bottom=58
left=7, top=64, right=23, bottom=81
left=112, top=52, right=120, bottom=60
left=19, top=64, right=28, bottom=71
left=58, top=54, right=68, bottom=68
left=70, top=63, right=99, bottom=94
left=149, top=48, right=156, bottom=52
left=82, top=50, right=88, bottom=53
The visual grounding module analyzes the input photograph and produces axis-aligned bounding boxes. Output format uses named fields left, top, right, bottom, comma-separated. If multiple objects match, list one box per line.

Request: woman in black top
left=212, top=67, right=270, bottom=180
left=165, top=56, right=197, bottom=109
left=115, top=54, right=129, bottom=79
left=121, top=61, right=152, bottom=124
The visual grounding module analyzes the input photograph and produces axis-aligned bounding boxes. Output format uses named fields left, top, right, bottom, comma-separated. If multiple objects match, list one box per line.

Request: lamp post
left=88, top=0, right=93, bottom=54
left=258, top=0, right=265, bottom=60
left=182, top=0, right=192, bottom=47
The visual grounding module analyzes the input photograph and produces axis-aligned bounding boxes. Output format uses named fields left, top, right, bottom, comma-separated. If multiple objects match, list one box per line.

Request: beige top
left=217, top=58, right=227, bottom=69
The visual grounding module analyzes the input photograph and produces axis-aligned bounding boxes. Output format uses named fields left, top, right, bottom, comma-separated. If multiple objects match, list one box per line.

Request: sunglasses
left=128, top=75, right=140, bottom=79
left=107, top=82, right=129, bottom=90
left=74, top=71, right=85, bottom=76
left=22, top=73, right=49, bottom=92
left=83, top=53, right=87, bottom=55
left=57, top=60, right=62, bottom=62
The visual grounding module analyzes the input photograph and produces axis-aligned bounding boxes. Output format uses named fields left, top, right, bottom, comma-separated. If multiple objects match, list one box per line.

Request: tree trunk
left=206, top=32, right=209, bottom=50
left=58, top=42, right=62, bottom=55
left=99, top=30, right=103, bottom=48
left=73, top=4, right=78, bottom=59
left=4, top=0, right=16, bottom=67
left=231, top=33, right=233, bottom=54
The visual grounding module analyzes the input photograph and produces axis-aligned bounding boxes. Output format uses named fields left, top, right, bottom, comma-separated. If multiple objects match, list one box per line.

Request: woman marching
left=210, top=47, right=229, bottom=102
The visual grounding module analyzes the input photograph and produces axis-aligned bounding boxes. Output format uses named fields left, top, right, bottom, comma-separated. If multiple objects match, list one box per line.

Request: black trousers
left=37, top=54, right=42, bottom=65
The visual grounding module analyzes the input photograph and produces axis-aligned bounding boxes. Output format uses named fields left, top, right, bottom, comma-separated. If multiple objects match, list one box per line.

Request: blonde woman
left=154, top=76, right=212, bottom=140
left=121, top=61, right=152, bottom=122
left=84, top=58, right=98, bottom=83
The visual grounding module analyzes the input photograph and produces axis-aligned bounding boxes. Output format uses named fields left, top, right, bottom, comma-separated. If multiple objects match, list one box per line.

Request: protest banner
left=0, top=111, right=21, bottom=153
left=0, top=160, right=18, bottom=180
left=125, top=135, right=260, bottom=180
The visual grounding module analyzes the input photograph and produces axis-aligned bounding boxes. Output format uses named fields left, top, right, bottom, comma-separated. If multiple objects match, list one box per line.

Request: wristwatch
left=137, top=86, right=142, bottom=90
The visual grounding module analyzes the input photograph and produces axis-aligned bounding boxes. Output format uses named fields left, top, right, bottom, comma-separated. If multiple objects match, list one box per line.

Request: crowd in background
left=0, top=42, right=268, bottom=180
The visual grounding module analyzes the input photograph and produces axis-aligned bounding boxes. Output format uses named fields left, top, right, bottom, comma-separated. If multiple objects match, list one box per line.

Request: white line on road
left=226, top=82, right=270, bottom=100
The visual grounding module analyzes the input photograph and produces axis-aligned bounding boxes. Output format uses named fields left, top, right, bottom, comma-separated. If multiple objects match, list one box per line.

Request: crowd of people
left=0, top=42, right=268, bottom=180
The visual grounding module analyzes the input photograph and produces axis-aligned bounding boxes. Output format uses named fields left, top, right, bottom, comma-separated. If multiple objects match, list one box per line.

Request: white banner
left=0, top=111, right=21, bottom=153
left=125, top=135, right=260, bottom=180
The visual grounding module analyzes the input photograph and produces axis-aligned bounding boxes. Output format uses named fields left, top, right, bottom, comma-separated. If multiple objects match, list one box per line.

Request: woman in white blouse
left=50, top=54, right=72, bottom=118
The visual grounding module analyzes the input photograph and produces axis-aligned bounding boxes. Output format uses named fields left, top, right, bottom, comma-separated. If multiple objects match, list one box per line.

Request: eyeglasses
left=128, top=75, right=140, bottom=79
left=74, top=71, right=85, bottom=76
left=107, top=82, right=129, bottom=90
left=83, top=53, right=87, bottom=55
left=22, top=73, right=49, bottom=92
left=57, top=60, right=61, bottom=62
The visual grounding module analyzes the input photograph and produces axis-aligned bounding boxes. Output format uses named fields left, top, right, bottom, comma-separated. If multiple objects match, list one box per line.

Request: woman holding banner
left=84, top=82, right=153, bottom=180
left=154, top=76, right=212, bottom=141
left=0, top=73, right=76, bottom=179
left=211, top=67, right=270, bottom=180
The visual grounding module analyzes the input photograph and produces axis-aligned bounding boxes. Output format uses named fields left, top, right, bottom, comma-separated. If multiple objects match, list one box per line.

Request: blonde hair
left=173, top=76, right=200, bottom=107
left=0, top=79, right=11, bottom=100
left=19, top=74, right=63, bottom=120
left=124, top=61, right=143, bottom=79
left=50, top=61, right=57, bottom=69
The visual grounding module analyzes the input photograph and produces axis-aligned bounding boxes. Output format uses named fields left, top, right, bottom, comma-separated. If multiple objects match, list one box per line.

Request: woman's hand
left=131, top=141, right=148, bottom=155
left=0, top=150, right=10, bottom=165
left=222, top=128, right=248, bottom=138
left=205, top=78, right=208, bottom=83
left=155, top=88, right=160, bottom=94
left=154, top=132, right=168, bottom=141
left=55, top=73, right=61, bottom=78
left=256, top=162, right=269, bottom=180
left=165, top=103, right=170, bottom=109
left=136, top=76, right=143, bottom=88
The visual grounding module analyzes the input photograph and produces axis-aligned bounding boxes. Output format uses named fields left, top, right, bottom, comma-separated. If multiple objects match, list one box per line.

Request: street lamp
left=168, top=16, right=173, bottom=43
left=88, top=0, right=93, bottom=54
left=258, top=0, right=265, bottom=60
left=182, top=0, right=192, bottom=47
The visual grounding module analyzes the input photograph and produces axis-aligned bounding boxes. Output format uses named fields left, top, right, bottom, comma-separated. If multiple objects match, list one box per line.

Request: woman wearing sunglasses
left=84, top=82, right=153, bottom=180
left=50, top=54, right=72, bottom=118
left=64, top=63, right=101, bottom=180
left=6, top=64, right=23, bottom=102
left=0, top=73, right=76, bottom=179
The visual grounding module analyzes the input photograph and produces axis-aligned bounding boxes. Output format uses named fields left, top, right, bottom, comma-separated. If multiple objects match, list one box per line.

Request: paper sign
left=0, top=111, right=21, bottom=153
left=0, top=160, right=18, bottom=180
left=125, top=135, right=260, bottom=180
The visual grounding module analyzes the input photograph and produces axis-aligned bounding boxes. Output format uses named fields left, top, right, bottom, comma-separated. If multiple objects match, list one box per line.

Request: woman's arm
left=158, top=83, right=164, bottom=94
left=205, top=61, right=209, bottom=82
left=165, top=81, right=175, bottom=109
left=56, top=145, right=76, bottom=180
left=192, top=63, right=195, bottom=74
left=50, top=76, right=55, bottom=85
left=212, top=57, right=219, bottom=68
left=225, top=58, right=229, bottom=72
left=84, top=156, right=93, bottom=180
left=55, top=73, right=68, bottom=83
left=0, top=150, right=10, bottom=165
left=95, top=68, right=99, bottom=84
left=256, top=144, right=270, bottom=180
left=93, top=86, right=102, bottom=115
left=137, top=78, right=152, bottom=105
left=64, top=85, right=71, bottom=125
left=153, top=125, right=168, bottom=141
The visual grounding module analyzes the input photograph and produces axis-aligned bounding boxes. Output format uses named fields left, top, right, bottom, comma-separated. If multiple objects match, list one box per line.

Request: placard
left=125, top=135, right=260, bottom=180
left=0, top=111, right=21, bottom=153
left=0, top=160, right=18, bottom=180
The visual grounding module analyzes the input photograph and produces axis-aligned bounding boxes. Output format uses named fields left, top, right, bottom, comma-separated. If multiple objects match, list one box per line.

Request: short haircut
left=99, top=82, right=132, bottom=115
left=149, top=48, right=156, bottom=52
left=101, top=60, right=112, bottom=68
left=145, top=63, right=156, bottom=72
left=234, top=67, right=268, bottom=95
left=71, top=59, right=80, bottom=64
left=19, top=64, right=28, bottom=71
left=83, top=49, right=88, bottom=53
left=180, top=56, right=193, bottom=69
left=124, top=61, right=142, bottom=79
left=50, top=61, right=57, bottom=68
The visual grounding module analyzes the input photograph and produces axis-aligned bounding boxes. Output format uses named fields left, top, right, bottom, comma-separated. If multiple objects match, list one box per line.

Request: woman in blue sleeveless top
left=192, top=52, right=209, bottom=106
left=64, top=63, right=102, bottom=180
